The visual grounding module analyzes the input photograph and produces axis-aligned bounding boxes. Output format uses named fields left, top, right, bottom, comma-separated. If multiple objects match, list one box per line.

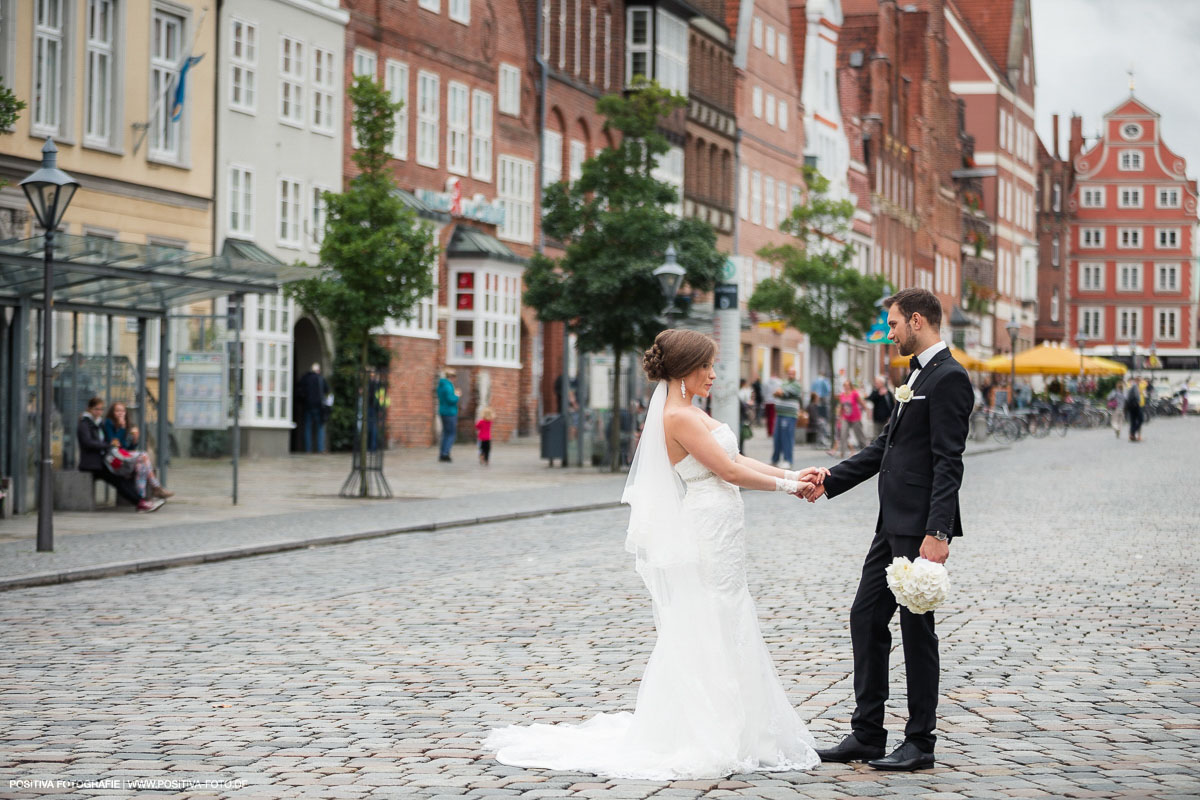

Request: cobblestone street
left=1, top=420, right=1197, bottom=799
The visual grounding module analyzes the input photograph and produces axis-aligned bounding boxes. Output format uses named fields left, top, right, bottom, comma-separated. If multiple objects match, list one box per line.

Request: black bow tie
left=910, top=356, right=921, bottom=372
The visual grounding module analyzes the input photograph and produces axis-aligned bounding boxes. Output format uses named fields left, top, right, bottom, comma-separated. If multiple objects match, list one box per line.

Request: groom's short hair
left=883, top=288, right=942, bottom=329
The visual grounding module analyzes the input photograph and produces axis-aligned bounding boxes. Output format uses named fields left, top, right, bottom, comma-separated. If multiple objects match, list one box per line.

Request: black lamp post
left=1006, top=315, right=1020, bottom=409
left=1149, top=341, right=1157, bottom=386
left=653, top=244, right=685, bottom=325
left=1075, top=331, right=1086, bottom=379
left=20, top=138, right=80, bottom=553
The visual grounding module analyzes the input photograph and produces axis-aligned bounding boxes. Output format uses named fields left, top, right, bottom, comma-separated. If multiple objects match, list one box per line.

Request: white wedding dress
left=485, top=417, right=819, bottom=780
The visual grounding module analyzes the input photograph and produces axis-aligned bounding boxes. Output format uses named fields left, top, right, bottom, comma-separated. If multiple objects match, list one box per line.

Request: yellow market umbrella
left=982, top=343, right=1125, bottom=376
left=1083, top=356, right=1128, bottom=376
left=891, top=347, right=985, bottom=370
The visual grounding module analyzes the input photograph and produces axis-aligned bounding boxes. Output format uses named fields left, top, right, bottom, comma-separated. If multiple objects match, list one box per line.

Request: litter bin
left=540, top=413, right=567, bottom=465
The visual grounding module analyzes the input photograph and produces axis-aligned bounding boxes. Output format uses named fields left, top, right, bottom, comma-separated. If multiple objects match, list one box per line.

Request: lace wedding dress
left=485, top=418, right=819, bottom=780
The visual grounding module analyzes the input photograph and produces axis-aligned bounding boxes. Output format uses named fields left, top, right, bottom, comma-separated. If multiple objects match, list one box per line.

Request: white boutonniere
left=895, top=384, right=914, bottom=405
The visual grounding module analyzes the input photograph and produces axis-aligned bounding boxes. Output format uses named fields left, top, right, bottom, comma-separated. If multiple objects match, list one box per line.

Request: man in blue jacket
left=437, top=369, right=460, bottom=462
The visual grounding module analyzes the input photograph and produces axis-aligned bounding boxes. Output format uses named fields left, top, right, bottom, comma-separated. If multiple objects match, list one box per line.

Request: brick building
left=343, top=0, right=541, bottom=447
left=1034, top=113, right=1075, bottom=346
left=1065, top=95, right=1199, bottom=369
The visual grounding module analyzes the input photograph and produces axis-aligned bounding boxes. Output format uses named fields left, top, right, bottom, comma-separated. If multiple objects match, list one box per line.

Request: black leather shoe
left=814, top=733, right=885, bottom=763
left=868, top=741, right=935, bottom=771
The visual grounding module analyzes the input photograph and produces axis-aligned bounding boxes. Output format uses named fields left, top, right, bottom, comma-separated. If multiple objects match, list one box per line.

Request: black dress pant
left=849, top=531, right=940, bottom=752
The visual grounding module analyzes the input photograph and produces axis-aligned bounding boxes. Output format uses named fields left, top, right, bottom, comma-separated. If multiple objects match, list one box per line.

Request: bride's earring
left=680, top=380, right=687, bottom=398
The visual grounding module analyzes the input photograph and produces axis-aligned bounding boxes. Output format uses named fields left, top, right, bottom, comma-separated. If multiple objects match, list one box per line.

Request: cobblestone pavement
left=1, top=420, right=1196, bottom=799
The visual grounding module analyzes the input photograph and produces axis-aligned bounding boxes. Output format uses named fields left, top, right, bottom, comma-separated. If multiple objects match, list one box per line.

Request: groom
left=802, top=288, right=974, bottom=771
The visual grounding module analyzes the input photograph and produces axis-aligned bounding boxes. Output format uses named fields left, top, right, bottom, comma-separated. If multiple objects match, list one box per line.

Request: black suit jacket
left=77, top=415, right=111, bottom=472
left=823, top=348, right=974, bottom=538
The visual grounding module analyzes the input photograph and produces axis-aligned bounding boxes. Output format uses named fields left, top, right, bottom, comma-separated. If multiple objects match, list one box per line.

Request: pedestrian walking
left=297, top=363, right=330, bottom=453
left=1125, top=379, right=1144, bottom=442
left=831, top=379, right=867, bottom=458
left=1107, top=380, right=1126, bottom=438
left=437, top=369, right=461, bottom=462
left=771, top=368, right=802, bottom=468
left=866, top=376, right=894, bottom=440
left=750, top=377, right=764, bottom=424
left=763, top=373, right=781, bottom=437
left=476, top=406, right=494, bottom=466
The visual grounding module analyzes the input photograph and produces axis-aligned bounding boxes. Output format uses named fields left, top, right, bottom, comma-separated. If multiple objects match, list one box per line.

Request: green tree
left=287, top=76, right=438, bottom=493
left=0, top=78, right=26, bottom=189
left=749, top=166, right=890, bottom=443
left=525, top=77, right=725, bottom=471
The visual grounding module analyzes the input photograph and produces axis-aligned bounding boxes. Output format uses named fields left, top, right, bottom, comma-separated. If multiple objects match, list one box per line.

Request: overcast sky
left=1031, top=0, right=1200, bottom=177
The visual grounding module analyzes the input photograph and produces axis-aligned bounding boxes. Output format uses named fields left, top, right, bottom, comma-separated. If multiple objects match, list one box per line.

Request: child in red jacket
left=475, top=406, right=494, bottom=466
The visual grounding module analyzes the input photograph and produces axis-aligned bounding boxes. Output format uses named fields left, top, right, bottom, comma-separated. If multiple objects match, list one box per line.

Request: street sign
left=175, top=351, right=228, bottom=429
left=714, top=283, right=738, bottom=310
left=720, top=258, right=738, bottom=283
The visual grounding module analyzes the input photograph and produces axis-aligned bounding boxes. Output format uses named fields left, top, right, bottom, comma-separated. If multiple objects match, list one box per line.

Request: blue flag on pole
left=170, top=55, right=204, bottom=122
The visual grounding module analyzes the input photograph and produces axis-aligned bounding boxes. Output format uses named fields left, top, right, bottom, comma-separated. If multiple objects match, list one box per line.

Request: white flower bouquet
left=885, top=556, right=950, bottom=614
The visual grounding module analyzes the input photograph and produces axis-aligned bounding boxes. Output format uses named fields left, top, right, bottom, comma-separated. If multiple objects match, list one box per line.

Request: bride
left=485, top=329, right=826, bottom=780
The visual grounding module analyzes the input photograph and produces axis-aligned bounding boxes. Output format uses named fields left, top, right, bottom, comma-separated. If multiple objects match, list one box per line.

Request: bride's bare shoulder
left=663, top=406, right=716, bottom=431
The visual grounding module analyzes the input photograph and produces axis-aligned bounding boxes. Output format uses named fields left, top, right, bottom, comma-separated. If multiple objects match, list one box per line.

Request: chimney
left=1068, top=114, right=1084, bottom=164
left=1051, top=114, right=1060, bottom=159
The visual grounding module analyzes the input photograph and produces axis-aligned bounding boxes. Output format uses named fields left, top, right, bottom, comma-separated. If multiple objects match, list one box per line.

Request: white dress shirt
left=896, top=340, right=948, bottom=420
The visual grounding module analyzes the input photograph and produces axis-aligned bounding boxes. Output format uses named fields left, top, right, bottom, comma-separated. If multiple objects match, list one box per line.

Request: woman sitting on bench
left=104, top=402, right=173, bottom=500
left=77, top=396, right=162, bottom=512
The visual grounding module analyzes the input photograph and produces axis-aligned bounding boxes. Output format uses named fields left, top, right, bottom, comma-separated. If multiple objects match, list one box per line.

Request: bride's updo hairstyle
left=643, top=329, right=716, bottom=382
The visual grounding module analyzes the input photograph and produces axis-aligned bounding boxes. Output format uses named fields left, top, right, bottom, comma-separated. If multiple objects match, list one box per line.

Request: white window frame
left=246, top=304, right=292, bottom=425
left=603, top=12, right=611, bottom=88
left=385, top=59, right=408, bottom=160
left=569, top=139, right=585, bottom=183
left=739, top=165, right=749, bottom=220
left=446, top=80, right=469, bottom=176
left=1117, top=263, right=1142, bottom=292
left=32, top=0, right=67, bottom=137
left=1050, top=288, right=1059, bottom=323
left=750, top=170, right=762, bottom=225
left=498, top=62, right=520, bottom=117
left=229, top=17, right=257, bottom=115
left=1117, top=227, right=1141, bottom=249
left=558, top=0, right=566, bottom=69
left=589, top=5, right=597, bottom=83
left=1079, top=262, right=1103, bottom=291
left=84, top=0, right=116, bottom=147
left=1117, top=307, right=1141, bottom=340
left=308, top=182, right=330, bottom=250
left=1157, top=187, right=1181, bottom=208
left=778, top=32, right=787, bottom=63
left=998, top=110, right=1008, bottom=151
left=573, top=0, right=581, bottom=75
left=1081, top=186, right=1104, bottom=208
left=419, top=0, right=440, bottom=13
left=1080, top=227, right=1104, bottom=249
left=279, top=35, right=305, bottom=128
left=394, top=260, right=439, bottom=339
left=417, top=70, right=440, bottom=168
left=752, top=86, right=762, bottom=118
left=498, top=155, right=534, bottom=244
left=1155, top=263, right=1179, bottom=292
left=542, top=129, right=562, bottom=187
left=626, top=7, right=650, bottom=85
left=1051, top=235, right=1060, bottom=267
left=542, top=0, right=551, bottom=61
left=763, top=175, right=775, bottom=230
left=149, top=6, right=186, bottom=163
left=765, top=24, right=775, bottom=56
left=311, top=46, right=335, bottom=135
left=652, top=145, right=684, bottom=218
left=1156, top=308, right=1179, bottom=341
left=449, top=0, right=469, bottom=25
left=1119, top=150, right=1143, bottom=171
left=471, top=89, right=492, bottom=181
left=1080, top=307, right=1102, bottom=339
left=1155, top=227, right=1179, bottom=249
left=653, top=8, right=688, bottom=96
left=776, top=181, right=787, bottom=229
left=228, top=165, right=255, bottom=240
left=752, top=15, right=762, bottom=48
left=448, top=264, right=523, bottom=367
left=778, top=99, right=787, bottom=131
left=277, top=177, right=303, bottom=249
left=352, top=47, right=376, bottom=79
left=1118, top=186, right=1142, bottom=209
left=764, top=92, right=775, bottom=125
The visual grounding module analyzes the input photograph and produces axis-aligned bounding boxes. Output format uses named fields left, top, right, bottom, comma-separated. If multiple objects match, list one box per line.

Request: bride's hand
left=793, top=466, right=829, bottom=484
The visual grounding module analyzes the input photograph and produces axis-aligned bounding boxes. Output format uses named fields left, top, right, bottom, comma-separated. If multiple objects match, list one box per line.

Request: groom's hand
left=919, top=535, right=949, bottom=564
left=799, top=482, right=825, bottom=502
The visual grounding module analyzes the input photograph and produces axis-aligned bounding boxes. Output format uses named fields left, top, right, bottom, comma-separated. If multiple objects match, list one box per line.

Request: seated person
left=77, top=396, right=161, bottom=512
left=104, top=402, right=172, bottom=500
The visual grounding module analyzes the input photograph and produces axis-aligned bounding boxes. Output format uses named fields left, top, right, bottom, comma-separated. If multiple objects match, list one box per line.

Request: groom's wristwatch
left=928, top=530, right=950, bottom=542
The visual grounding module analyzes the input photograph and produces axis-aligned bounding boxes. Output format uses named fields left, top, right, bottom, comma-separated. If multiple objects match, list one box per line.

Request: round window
left=1121, top=122, right=1143, bottom=141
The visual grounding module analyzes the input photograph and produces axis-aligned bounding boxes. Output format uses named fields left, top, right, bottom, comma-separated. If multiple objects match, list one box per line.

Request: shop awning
left=0, top=233, right=315, bottom=317
left=445, top=224, right=526, bottom=265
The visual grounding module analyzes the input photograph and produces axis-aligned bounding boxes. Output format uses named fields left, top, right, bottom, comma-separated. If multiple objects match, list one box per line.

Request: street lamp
left=653, top=244, right=685, bottom=325
left=1006, top=315, right=1020, bottom=409
left=1129, top=339, right=1138, bottom=374
left=1149, top=341, right=1157, bottom=386
left=20, top=138, right=80, bottom=553
left=1075, top=330, right=1086, bottom=379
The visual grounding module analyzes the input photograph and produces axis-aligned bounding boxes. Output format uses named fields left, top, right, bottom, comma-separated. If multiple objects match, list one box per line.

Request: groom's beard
left=894, top=326, right=918, bottom=356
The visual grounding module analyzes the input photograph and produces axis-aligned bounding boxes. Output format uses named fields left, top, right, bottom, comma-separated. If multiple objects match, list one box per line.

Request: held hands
left=784, top=467, right=829, bottom=502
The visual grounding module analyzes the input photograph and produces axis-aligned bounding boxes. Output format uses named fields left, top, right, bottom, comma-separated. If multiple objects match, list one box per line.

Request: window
left=1081, top=186, right=1104, bottom=208
left=1120, top=122, right=1143, bottom=141
left=1118, top=187, right=1142, bottom=208
left=1157, top=309, right=1179, bottom=340
left=385, top=60, right=408, bottom=159
left=569, top=139, right=585, bottom=183
left=652, top=145, right=684, bottom=217
left=778, top=32, right=787, bottom=63
left=1156, top=264, right=1179, bottom=292
left=603, top=12, right=611, bottom=88
left=776, top=182, right=787, bottom=228
left=764, top=92, right=775, bottom=125
left=589, top=5, right=597, bottom=82
left=752, top=16, right=762, bottom=48
left=498, top=156, right=534, bottom=243
left=446, top=81, right=469, bottom=175
left=353, top=47, right=376, bottom=79
left=1119, top=150, right=1142, bottom=171
left=150, top=8, right=187, bottom=160
left=574, top=0, right=581, bottom=74
left=750, top=170, right=762, bottom=225
left=309, top=184, right=328, bottom=247
left=998, top=110, right=1007, bottom=151
left=1050, top=288, right=1059, bottom=323
left=1156, top=228, right=1179, bottom=249
left=542, top=129, right=562, bottom=187
left=542, top=0, right=550, bottom=60
left=419, top=0, right=440, bottom=12
left=417, top=70, right=439, bottom=167
left=85, top=0, right=115, bottom=146
left=33, top=0, right=65, bottom=135
left=1080, top=308, right=1102, bottom=338
left=558, top=0, right=566, bottom=68
left=627, top=8, right=650, bottom=83
left=1051, top=235, right=1060, bottom=267
left=1118, top=264, right=1142, bottom=291
left=752, top=86, right=762, bottom=118
left=1157, top=187, right=1180, bottom=208
left=229, top=18, right=257, bottom=113
left=279, top=36, right=305, bottom=127
left=1117, top=308, right=1140, bottom=339
left=1052, top=183, right=1061, bottom=212
left=653, top=9, right=688, bottom=95
left=1118, top=227, right=1141, bottom=249
left=1079, top=263, right=1103, bottom=291
left=763, top=176, right=775, bottom=230
left=396, top=261, right=439, bottom=338
left=498, top=63, right=520, bottom=116
left=277, top=178, right=302, bottom=248
left=739, top=165, right=749, bottom=220
left=765, top=25, right=775, bottom=56
left=449, top=0, right=469, bottom=24
left=1080, top=228, right=1103, bottom=248
left=472, top=90, right=493, bottom=180
left=228, top=166, right=254, bottom=239
left=450, top=267, right=522, bottom=366
left=250, top=333, right=291, bottom=422
left=778, top=100, right=787, bottom=131
left=311, top=46, right=335, bottom=134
